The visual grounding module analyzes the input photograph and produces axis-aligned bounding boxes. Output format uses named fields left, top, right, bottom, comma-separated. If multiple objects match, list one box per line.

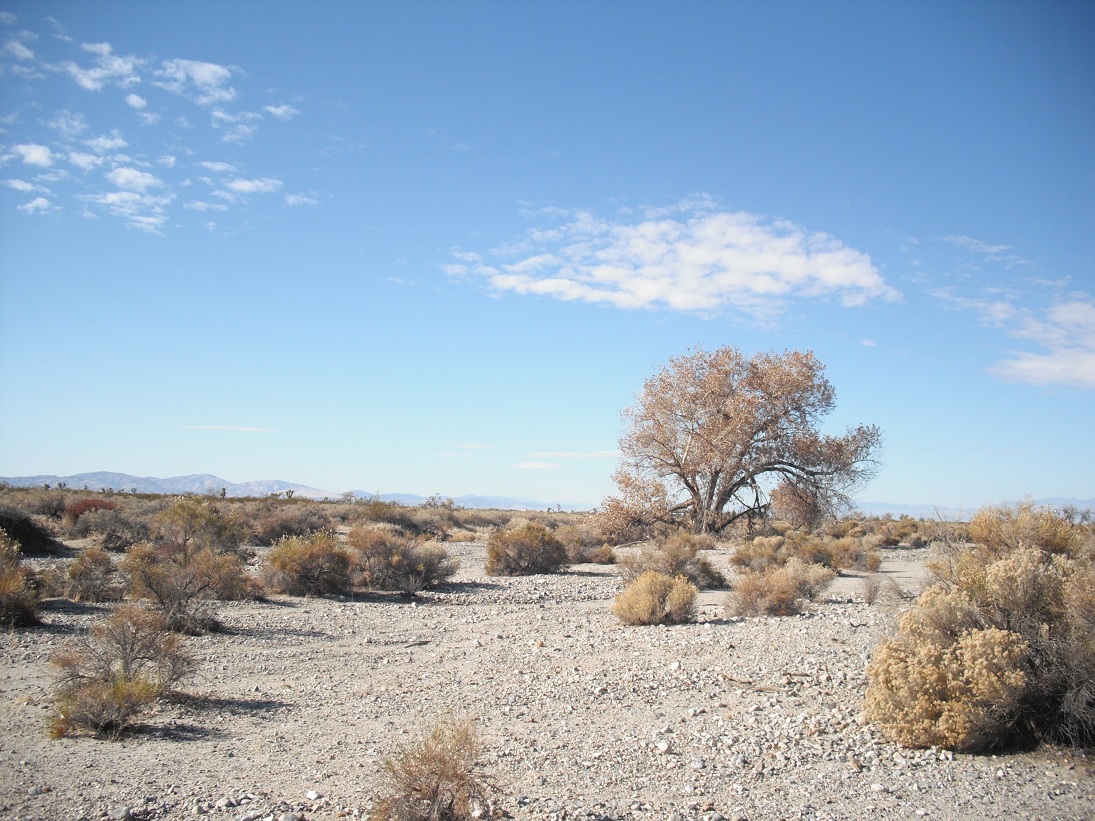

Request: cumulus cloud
left=285, top=193, right=318, bottom=206
left=199, top=160, right=235, bottom=172
left=84, top=131, right=127, bottom=153
left=48, top=109, right=87, bottom=138
left=451, top=200, right=900, bottom=317
left=264, top=103, right=299, bottom=120
left=67, top=151, right=104, bottom=171
left=63, top=41, right=142, bottom=91
left=4, top=178, right=42, bottom=192
left=17, top=196, right=51, bottom=213
left=155, top=58, right=236, bottom=105
left=225, top=176, right=281, bottom=194
left=106, top=166, right=163, bottom=192
left=82, top=190, right=175, bottom=232
left=12, top=143, right=54, bottom=166
left=991, top=300, right=1095, bottom=389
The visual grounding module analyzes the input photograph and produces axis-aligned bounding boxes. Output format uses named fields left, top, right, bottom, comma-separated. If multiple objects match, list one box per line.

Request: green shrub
left=613, top=571, right=697, bottom=626
left=0, top=528, right=38, bottom=626
left=50, top=605, right=195, bottom=739
left=152, top=497, right=248, bottom=556
left=262, top=531, right=352, bottom=596
left=370, top=715, right=500, bottom=821
left=485, top=522, right=568, bottom=576
left=866, top=502, right=1095, bottom=751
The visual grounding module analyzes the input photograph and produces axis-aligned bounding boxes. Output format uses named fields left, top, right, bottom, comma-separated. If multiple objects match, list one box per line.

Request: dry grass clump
left=121, top=541, right=252, bottom=634
left=251, top=504, right=331, bottom=545
left=485, top=522, right=568, bottom=576
left=866, top=502, right=1095, bottom=751
left=370, top=715, right=500, bottom=821
left=613, top=571, right=697, bottom=626
left=348, top=525, right=459, bottom=595
left=619, top=533, right=726, bottom=589
left=727, top=558, right=836, bottom=617
left=0, top=528, right=39, bottom=626
left=262, top=530, right=352, bottom=596
left=50, top=604, right=195, bottom=739
left=152, top=497, right=249, bottom=557
left=69, top=507, right=151, bottom=551
left=731, top=531, right=880, bottom=573
left=554, top=521, right=615, bottom=564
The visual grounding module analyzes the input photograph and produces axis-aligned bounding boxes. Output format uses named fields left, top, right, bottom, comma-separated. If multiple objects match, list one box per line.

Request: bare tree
left=602, top=347, right=881, bottom=536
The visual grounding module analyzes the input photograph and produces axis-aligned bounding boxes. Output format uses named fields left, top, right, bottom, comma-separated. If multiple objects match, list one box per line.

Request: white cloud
left=991, top=300, right=1095, bottom=389
left=527, top=450, right=621, bottom=459
left=155, top=58, right=236, bottom=105
left=85, top=131, right=127, bottom=153
left=67, top=151, right=104, bottom=171
left=4, top=38, right=34, bottom=61
left=183, top=200, right=228, bottom=212
left=158, top=155, right=176, bottom=168
left=48, top=109, right=88, bottom=139
left=63, top=41, right=142, bottom=91
left=82, top=190, right=175, bottom=232
left=225, top=176, right=281, bottom=194
left=17, top=196, right=51, bottom=214
left=5, top=178, right=44, bottom=192
left=458, top=201, right=900, bottom=317
left=106, top=166, right=164, bottom=192
left=125, top=93, right=147, bottom=109
left=0, top=12, right=18, bottom=26
left=199, top=160, right=236, bottom=173
left=516, top=462, right=560, bottom=470
left=264, top=103, right=299, bottom=120
left=12, top=143, right=54, bottom=166
left=210, top=108, right=261, bottom=143
left=285, top=193, right=318, bottom=206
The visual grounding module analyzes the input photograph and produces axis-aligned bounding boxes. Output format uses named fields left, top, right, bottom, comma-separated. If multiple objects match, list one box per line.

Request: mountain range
left=1, top=472, right=1090, bottom=518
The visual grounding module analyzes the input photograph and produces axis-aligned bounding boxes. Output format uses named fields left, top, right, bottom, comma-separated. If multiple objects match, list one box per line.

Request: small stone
left=108, top=808, right=133, bottom=821
left=305, top=790, right=323, bottom=801
left=655, top=740, right=671, bottom=754
left=870, top=784, right=889, bottom=794
left=691, top=757, right=706, bottom=770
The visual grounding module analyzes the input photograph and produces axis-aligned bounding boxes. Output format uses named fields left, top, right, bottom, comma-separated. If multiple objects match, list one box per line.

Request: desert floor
left=2, top=543, right=1092, bottom=821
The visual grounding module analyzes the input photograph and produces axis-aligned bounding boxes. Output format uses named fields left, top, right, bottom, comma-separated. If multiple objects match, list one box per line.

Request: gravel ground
left=2, top=544, right=1092, bottom=821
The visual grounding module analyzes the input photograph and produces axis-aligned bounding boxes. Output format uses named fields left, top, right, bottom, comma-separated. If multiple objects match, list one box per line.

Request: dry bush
left=65, top=546, right=123, bottom=602
left=587, top=545, right=617, bottom=565
left=63, top=497, right=120, bottom=529
left=613, top=571, right=697, bottom=626
left=250, top=504, right=331, bottom=545
left=370, top=715, right=500, bottom=821
left=50, top=604, right=195, bottom=739
left=727, top=558, right=835, bottom=617
left=862, top=573, right=883, bottom=605
left=619, top=533, right=726, bottom=589
left=0, top=528, right=39, bottom=626
left=262, top=531, right=352, bottom=596
left=348, top=525, right=458, bottom=595
left=23, top=488, right=68, bottom=519
left=152, top=497, right=249, bottom=557
left=731, top=536, right=785, bottom=572
left=555, top=521, right=612, bottom=563
left=121, top=542, right=252, bottom=633
left=485, top=522, right=568, bottom=576
left=69, top=507, right=151, bottom=550
left=867, top=502, right=1095, bottom=751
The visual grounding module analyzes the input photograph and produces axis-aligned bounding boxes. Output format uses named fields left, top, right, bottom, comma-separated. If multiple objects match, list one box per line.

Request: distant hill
left=0, top=471, right=591, bottom=510
left=856, top=498, right=1095, bottom=520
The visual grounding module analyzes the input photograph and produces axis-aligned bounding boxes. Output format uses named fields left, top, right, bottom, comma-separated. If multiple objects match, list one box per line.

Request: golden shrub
left=727, top=559, right=834, bottom=617
left=613, top=571, right=697, bottom=626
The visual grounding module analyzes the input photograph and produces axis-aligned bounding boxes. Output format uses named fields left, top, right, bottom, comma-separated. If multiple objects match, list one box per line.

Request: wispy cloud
left=18, top=196, right=51, bottom=214
left=62, top=41, right=143, bottom=91
left=991, top=300, right=1095, bottom=389
left=154, top=58, right=236, bottom=105
left=181, top=425, right=276, bottom=433
left=264, top=103, right=299, bottom=120
left=527, top=450, right=620, bottom=459
left=285, top=193, right=318, bottom=206
left=225, top=176, right=282, bottom=194
left=516, top=462, right=559, bottom=470
left=448, top=198, right=900, bottom=318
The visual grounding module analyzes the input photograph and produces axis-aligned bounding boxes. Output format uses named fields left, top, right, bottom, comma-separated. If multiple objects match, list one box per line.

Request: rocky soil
left=2, top=543, right=1092, bottom=821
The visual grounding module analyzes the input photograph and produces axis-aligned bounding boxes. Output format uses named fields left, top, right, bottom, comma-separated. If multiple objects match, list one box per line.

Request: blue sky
left=1, top=1, right=1092, bottom=509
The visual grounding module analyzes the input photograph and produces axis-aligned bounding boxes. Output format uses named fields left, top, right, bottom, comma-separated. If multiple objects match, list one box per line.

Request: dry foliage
left=727, top=558, right=836, bottom=617
left=65, top=546, right=123, bottom=602
left=262, top=530, right=352, bottom=596
left=485, top=522, right=568, bottom=576
left=618, top=533, right=726, bottom=589
left=603, top=347, right=880, bottom=536
left=348, top=525, right=458, bottom=595
left=370, top=715, right=500, bottom=821
left=0, top=528, right=38, bottom=627
left=50, top=605, right=196, bottom=739
left=866, top=502, right=1095, bottom=751
left=613, top=571, right=697, bottom=626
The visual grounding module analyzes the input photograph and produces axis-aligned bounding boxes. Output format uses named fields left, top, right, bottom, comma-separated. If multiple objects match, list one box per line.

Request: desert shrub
left=370, top=715, right=500, bottom=821
left=862, top=573, right=883, bottom=605
left=485, top=522, right=568, bottom=576
left=613, top=571, right=697, bottom=626
left=619, top=534, right=726, bottom=589
left=67, top=506, right=150, bottom=550
left=0, top=505, right=60, bottom=554
left=348, top=526, right=458, bottom=595
left=0, top=528, right=39, bottom=626
left=121, top=542, right=251, bottom=633
left=262, top=531, right=351, bottom=596
left=152, top=497, right=248, bottom=556
left=587, top=545, right=617, bottom=565
left=24, top=488, right=68, bottom=519
left=555, top=521, right=610, bottom=563
left=50, top=605, right=195, bottom=739
left=64, top=497, right=120, bottom=528
left=727, top=558, right=835, bottom=617
left=731, top=536, right=786, bottom=572
left=65, top=547, right=123, bottom=602
left=866, top=503, right=1095, bottom=751
left=251, top=505, right=332, bottom=545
